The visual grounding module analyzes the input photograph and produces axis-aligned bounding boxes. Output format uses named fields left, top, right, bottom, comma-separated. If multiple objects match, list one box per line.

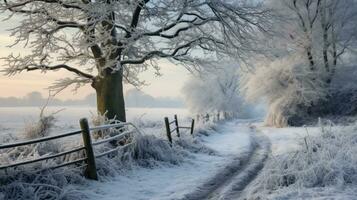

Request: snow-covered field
left=0, top=106, right=189, bottom=139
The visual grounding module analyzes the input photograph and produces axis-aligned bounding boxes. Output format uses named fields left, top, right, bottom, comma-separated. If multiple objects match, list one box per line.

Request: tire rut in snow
left=180, top=131, right=271, bottom=200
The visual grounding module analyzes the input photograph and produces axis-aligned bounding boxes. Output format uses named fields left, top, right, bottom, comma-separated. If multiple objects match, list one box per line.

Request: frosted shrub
left=23, top=115, right=55, bottom=139
left=23, top=108, right=61, bottom=140
left=90, top=111, right=121, bottom=140
left=94, top=135, right=185, bottom=177
left=93, top=123, right=218, bottom=175
left=242, top=57, right=326, bottom=127
left=126, top=134, right=183, bottom=166
left=249, top=124, right=357, bottom=198
left=96, top=133, right=216, bottom=173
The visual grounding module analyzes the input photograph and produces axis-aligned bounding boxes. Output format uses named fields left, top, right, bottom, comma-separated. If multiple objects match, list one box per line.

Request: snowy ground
left=77, top=120, right=254, bottom=200
left=2, top=107, right=357, bottom=200
left=259, top=125, right=321, bottom=156
left=0, top=107, right=189, bottom=140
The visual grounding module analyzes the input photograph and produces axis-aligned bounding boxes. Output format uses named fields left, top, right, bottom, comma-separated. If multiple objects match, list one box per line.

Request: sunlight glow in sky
left=0, top=22, right=190, bottom=100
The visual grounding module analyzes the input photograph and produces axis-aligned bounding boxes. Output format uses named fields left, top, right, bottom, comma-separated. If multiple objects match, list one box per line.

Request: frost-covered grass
left=245, top=123, right=357, bottom=199
left=0, top=131, right=217, bottom=200
left=0, top=168, right=86, bottom=200
left=0, top=110, right=223, bottom=200
left=0, top=109, right=65, bottom=172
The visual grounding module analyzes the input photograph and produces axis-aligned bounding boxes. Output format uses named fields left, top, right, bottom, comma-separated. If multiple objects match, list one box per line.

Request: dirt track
left=180, top=131, right=271, bottom=200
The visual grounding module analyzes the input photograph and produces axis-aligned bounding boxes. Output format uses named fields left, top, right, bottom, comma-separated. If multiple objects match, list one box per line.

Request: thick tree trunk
left=93, top=71, right=126, bottom=122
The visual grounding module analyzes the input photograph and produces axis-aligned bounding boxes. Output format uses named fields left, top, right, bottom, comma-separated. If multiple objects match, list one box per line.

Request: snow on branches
left=0, top=0, right=272, bottom=93
left=241, top=57, right=327, bottom=127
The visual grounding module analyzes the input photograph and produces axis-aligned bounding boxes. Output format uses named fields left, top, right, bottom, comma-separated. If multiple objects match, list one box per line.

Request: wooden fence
left=0, top=115, right=195, bottom=180
left=0, top=118, right=141, bottom=180
left=164, top=115, right=195, bottom=144
left=195, top=111, right=235, bottom=123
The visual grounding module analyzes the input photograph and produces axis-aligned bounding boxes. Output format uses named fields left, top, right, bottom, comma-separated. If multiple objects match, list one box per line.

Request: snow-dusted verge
left=0, top=168, right=87, bottom=200
left=243, top=123, right=357, bottom=199
left=0, top=118, right=253, bottom=200
left=77, top=120, right=253, bottom=200
left=0, top=113, right=196, bottom=199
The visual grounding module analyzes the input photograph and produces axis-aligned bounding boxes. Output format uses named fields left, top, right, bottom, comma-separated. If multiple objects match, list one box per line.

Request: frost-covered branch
left=1, top=0, right=272, bottom=91
left=1, top=54, right=94, bottom=80
left=120, top=37, right=223, bottom=65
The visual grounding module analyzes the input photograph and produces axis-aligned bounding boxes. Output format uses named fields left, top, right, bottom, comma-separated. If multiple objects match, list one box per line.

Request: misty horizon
left=0, top=89, right=184, bottom=108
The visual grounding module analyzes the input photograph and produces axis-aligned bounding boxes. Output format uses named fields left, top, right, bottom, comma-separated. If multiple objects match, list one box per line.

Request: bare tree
left=284, top=0, right=357, bottom=83
left=241, top=0, right=357, bottom=127
left=321, top=0, right=357, bottom=83
left=182, top=63, right=243, bottom=116
left=0, top=0, right=271, bottom=121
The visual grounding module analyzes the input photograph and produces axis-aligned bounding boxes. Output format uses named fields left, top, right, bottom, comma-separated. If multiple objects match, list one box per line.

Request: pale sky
left=0, top=19, right=190, bottom=100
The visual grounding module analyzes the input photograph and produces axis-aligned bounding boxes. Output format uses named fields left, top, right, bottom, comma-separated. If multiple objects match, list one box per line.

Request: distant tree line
left=0, top=92, right=96, bottom=107
left=0, top=90, right=184, bottom=108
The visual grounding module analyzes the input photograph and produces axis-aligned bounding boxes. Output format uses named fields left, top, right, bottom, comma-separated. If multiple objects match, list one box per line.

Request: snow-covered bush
left=242, top=57, right=326, bottom=127
left=123, top=135, right=183, bottom=166
left=246, top=123, right=357, bottom=199
left=90, top=111, right=124, bottom=140
left=23, top=107, right=61, bottom=140
left=95, top=128, right=217, bottom=173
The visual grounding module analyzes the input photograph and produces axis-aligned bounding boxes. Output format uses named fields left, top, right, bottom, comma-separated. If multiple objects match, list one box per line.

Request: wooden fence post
left=190, top=119, right=195, bottom=135
left=164, top=117, right=172, bottom=144
left=79, top=118, right=98, bottom=180
left=174, top=114, right=180, bottom=137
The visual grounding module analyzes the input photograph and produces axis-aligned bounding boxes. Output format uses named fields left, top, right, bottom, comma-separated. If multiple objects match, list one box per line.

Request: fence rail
left=0, top=130, right=82, bottom=149
left=0, top=118, right=139, bottom=180
left=0, top=115, right=194, bottom=180
left=164, top=115, right=195, bottom=144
